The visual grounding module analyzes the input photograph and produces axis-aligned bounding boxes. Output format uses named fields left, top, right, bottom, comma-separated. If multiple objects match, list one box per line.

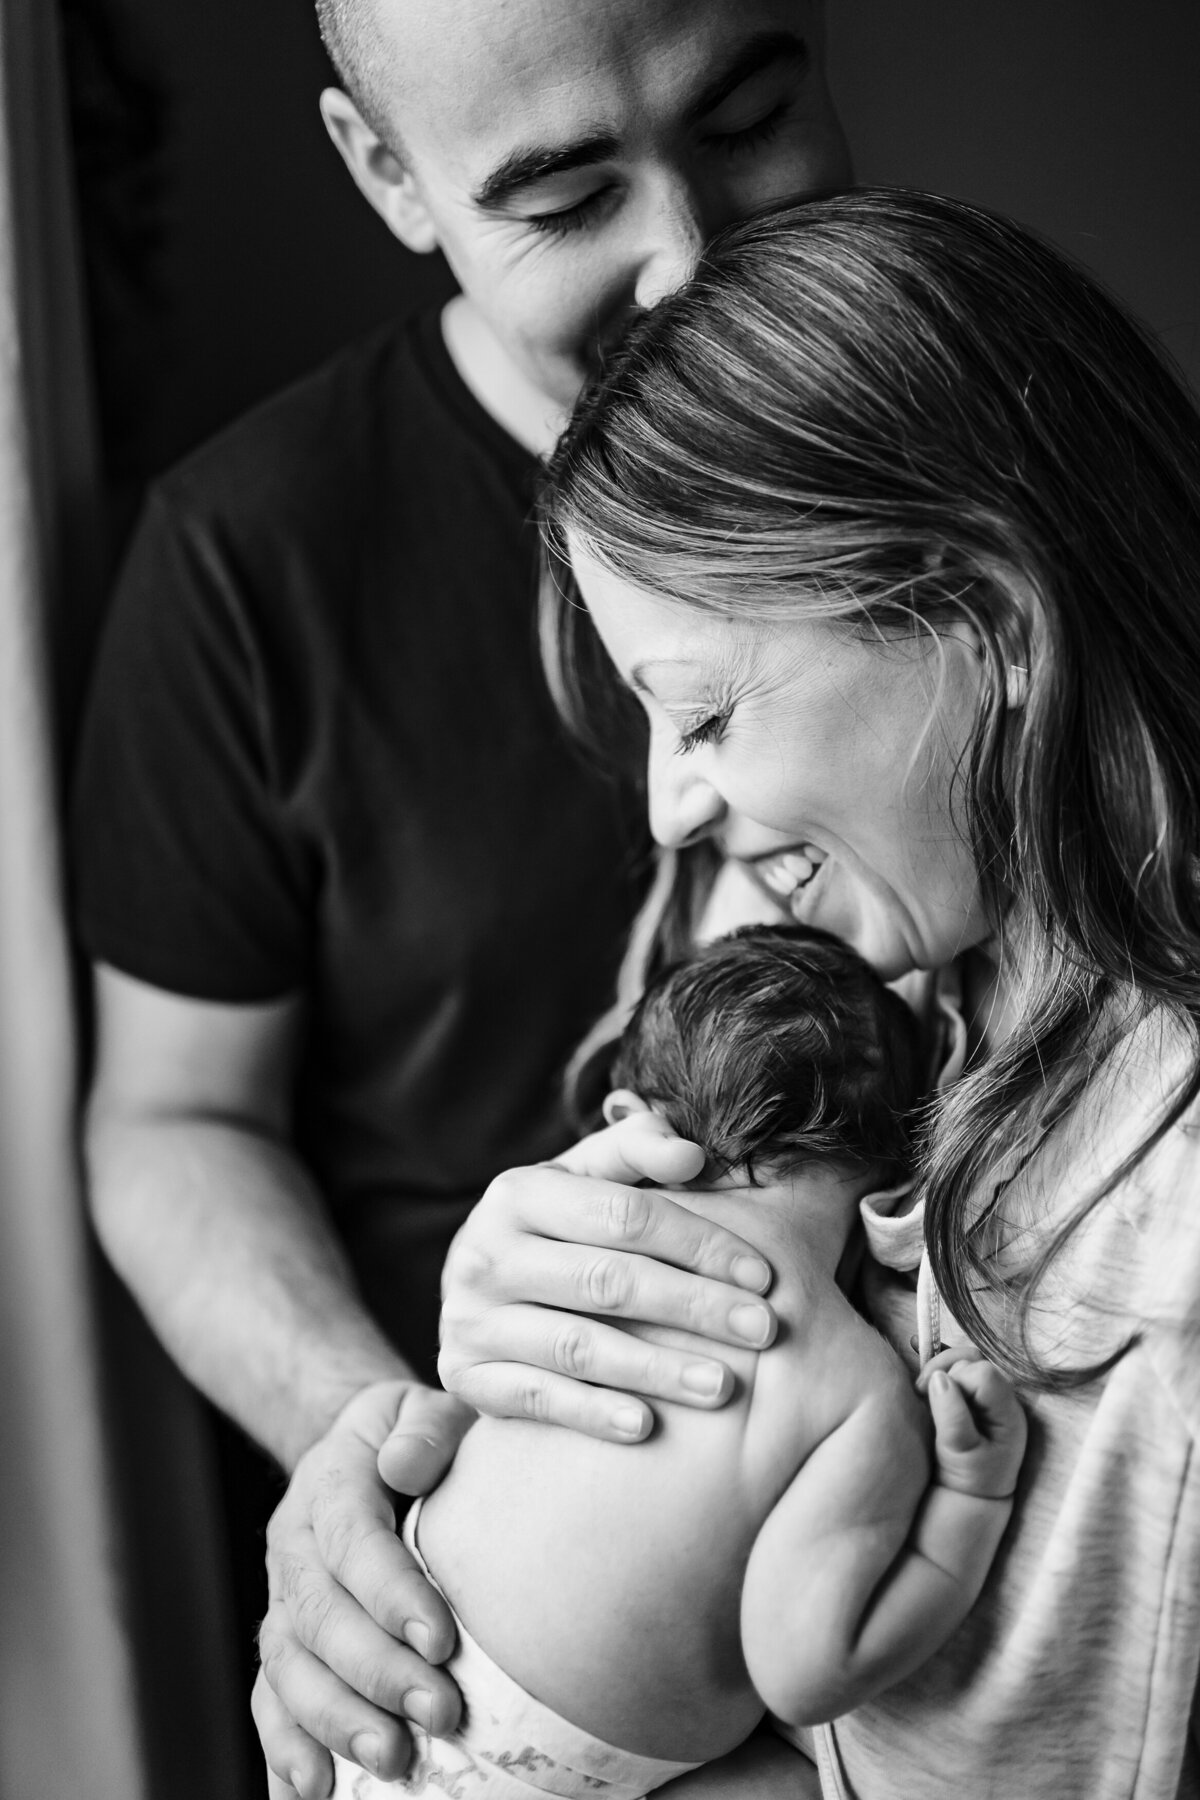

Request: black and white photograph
left=1, top=3, right=1199, bottom=1797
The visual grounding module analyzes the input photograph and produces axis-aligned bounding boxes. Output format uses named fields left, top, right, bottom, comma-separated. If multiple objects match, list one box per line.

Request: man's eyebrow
left=683, top=29, right=811, bottom=128
left=472, top=29, right=810, bottom=213
left=472, top=131, right=621, bottom=211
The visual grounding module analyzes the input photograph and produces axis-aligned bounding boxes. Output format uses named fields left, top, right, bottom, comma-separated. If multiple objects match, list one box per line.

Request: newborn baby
left=335, top=925, right=1026, bottom=1800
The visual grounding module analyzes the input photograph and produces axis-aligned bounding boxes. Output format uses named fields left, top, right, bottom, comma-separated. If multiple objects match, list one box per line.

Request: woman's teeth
left=755, top=846, right=825, bottom=906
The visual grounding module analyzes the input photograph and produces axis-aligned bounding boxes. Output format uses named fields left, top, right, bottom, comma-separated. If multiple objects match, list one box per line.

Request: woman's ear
left=1005, top=661, right=1030, bottom=709
left=602, top=1089, right=655, bottom=1127
left=981, top=565, right=1043, bottom=712
left=944, top=569, right=1040, bottom=715
left=318, top=88, right=439, bottom=254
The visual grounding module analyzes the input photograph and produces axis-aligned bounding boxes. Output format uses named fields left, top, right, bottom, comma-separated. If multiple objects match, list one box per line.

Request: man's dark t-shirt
left=71, top=309, right=649, bottom=1356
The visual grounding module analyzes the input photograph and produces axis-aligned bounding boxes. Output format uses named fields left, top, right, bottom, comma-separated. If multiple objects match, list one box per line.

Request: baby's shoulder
left=744, top=1277, right=921, bottom=1490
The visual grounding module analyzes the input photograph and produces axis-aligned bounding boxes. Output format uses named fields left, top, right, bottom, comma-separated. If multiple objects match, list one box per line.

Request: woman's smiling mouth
left=742, top=844, right=828, bottom=917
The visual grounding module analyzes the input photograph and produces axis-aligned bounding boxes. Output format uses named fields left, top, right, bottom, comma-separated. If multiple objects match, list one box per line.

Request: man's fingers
left=259, top=1623, right=413, bottom=1780
left=519, top=1238, right=772, bottom=1345
left=441, top=1301, right=734, bottom=1428
left=555, top=1116, right=708, bottom=1186
left=253, top=1668, right=333, bottom=1800
left=254, top=1380, right=468, bottom=1789
left=264, top=1551, right=462, bottom=1730
left=438, top=1165, right=776, bottom=1428
left=622, top=1128, right=708, bottom=1187
left=376, top=1384, right=476, bottom=1498
left=451, top=1361, right=656, bottom=1441
left=259, top=1592, right=462, bottom=1770
left=448, top=1231, right=774, bottom=1352
left=307, top=1500, right=457, bottom=1660
left=464, top=1165, right=774, bottom=1291
left=290, top=1393, right=466, bottom=1659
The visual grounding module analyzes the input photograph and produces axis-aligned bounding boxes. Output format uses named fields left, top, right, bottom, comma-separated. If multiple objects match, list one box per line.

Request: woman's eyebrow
left=628, top=657, right=704, bottom=694
left=472, top=132, right=620, bottom=211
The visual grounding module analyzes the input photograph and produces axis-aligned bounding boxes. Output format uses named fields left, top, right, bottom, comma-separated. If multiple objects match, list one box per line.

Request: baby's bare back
left=419, top=1252, right=908, bottom=1764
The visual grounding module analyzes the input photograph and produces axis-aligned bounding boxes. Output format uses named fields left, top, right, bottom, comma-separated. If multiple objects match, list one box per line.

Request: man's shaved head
left=314, top=0, right=850, bottom=443
left=316, top=0, right=397, bottom=145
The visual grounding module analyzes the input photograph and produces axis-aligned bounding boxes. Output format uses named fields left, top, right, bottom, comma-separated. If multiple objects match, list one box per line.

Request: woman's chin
left=802, top=884, right=918, bottom=982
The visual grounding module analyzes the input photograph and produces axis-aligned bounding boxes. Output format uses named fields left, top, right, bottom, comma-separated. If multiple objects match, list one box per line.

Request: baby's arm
left=741, top=1347, right=1025, bottom=1726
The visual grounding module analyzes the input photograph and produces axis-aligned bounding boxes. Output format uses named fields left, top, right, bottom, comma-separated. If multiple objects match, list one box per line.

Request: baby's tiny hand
left=918, top=1348, right=1027, bottom=1500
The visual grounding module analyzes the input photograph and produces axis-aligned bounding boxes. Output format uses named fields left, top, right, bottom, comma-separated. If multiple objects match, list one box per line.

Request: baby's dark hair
left=611, top=925, right=925, bottom=1183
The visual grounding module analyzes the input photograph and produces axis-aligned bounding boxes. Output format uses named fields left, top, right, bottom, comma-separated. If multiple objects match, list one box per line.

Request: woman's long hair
left=540, top=188, right=1200, bottom=1389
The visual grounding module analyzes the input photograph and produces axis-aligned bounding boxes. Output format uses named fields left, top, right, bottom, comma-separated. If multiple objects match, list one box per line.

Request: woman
left=438, top=190, right=1200, bottom=1797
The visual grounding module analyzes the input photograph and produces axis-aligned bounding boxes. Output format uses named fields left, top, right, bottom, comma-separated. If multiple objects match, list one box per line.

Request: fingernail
left=930, top=1371, right=949, bottom=1394
left=729, top=1302, right=772, bottom=1346
left=680, top=1362, right=725, bottom=1398
left=350, top=1732, right=382, bottom=1774
left=612, top=1403, right=648, bottom=1438
left=404, top=1619, right=431, bottom=1658
left=732, top=1255, right=771, bottom=1292
left=404, top=1688, right=433, bottom=1732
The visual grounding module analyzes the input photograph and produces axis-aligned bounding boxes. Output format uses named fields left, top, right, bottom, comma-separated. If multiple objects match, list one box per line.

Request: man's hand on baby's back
left=256, top=1379, right=473, bottom=1799
left=438, top=1128, right=778, bottom=1443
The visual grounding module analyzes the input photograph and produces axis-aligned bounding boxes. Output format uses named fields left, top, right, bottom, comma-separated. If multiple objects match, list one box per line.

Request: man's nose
left=631, top=176, right=706, bottom=312
left=647, top=740, right=724, bottom=849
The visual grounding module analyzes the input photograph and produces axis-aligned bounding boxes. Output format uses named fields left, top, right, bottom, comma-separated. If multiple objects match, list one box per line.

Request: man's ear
left=319, top=87, right=439, bottom=254
left=602, top=1089, right=655, bottom=1127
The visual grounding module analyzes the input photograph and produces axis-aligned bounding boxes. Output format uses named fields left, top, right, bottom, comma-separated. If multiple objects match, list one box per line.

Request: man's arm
left=84, top=963, right=472, bottom=1793
left=86, top=965, right=405, bottom=1463
left=741, top=1357, right=1025, bottom=1727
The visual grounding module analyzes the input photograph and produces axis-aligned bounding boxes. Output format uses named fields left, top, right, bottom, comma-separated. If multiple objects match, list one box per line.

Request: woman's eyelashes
left=676, top=709, right=731, bottom=754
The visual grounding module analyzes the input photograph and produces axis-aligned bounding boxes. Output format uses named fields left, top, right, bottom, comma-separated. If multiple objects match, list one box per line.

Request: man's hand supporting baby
left=438, top=1110, right=778, bottom=1441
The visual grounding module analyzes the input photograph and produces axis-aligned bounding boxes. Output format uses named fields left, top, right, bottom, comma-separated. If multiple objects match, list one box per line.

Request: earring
left=1006, top=663, right=1029, bottom=708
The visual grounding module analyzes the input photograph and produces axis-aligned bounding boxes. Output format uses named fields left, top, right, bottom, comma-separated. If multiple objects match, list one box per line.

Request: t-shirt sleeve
left=68, top=484, right=314, bottom=1002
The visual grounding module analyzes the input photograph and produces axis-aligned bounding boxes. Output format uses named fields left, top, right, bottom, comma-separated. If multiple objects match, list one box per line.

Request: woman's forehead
left=572, top=544, right=847, bottom=698
left=593, top=609, right=761, bottom=703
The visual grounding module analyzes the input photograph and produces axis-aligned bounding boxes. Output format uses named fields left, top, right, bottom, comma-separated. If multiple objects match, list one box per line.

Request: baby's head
left=608, top=925, right=925, bottom=1188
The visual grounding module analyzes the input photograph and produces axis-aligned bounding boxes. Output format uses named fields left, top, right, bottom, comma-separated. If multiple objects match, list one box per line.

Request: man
left=72, top=0, right=851, bottom=1794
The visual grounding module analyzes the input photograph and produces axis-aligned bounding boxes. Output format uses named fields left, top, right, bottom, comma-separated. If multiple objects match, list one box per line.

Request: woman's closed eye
left=676, top=710, right=731, bottom=754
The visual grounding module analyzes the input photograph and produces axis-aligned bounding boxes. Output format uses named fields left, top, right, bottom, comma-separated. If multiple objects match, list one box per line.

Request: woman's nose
left=630, top=177, right=706, bottom=312
left=647, top=741, right=724, bottom=849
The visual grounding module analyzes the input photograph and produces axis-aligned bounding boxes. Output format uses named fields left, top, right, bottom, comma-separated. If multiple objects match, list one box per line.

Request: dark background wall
left=71, top=0, right=1200, bottom=491
left=830, top=3, right=1200, bottom=395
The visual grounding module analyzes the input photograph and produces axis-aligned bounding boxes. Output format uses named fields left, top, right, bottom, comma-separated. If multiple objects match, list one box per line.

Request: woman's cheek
left=807, top=863, right=920, bottom=981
